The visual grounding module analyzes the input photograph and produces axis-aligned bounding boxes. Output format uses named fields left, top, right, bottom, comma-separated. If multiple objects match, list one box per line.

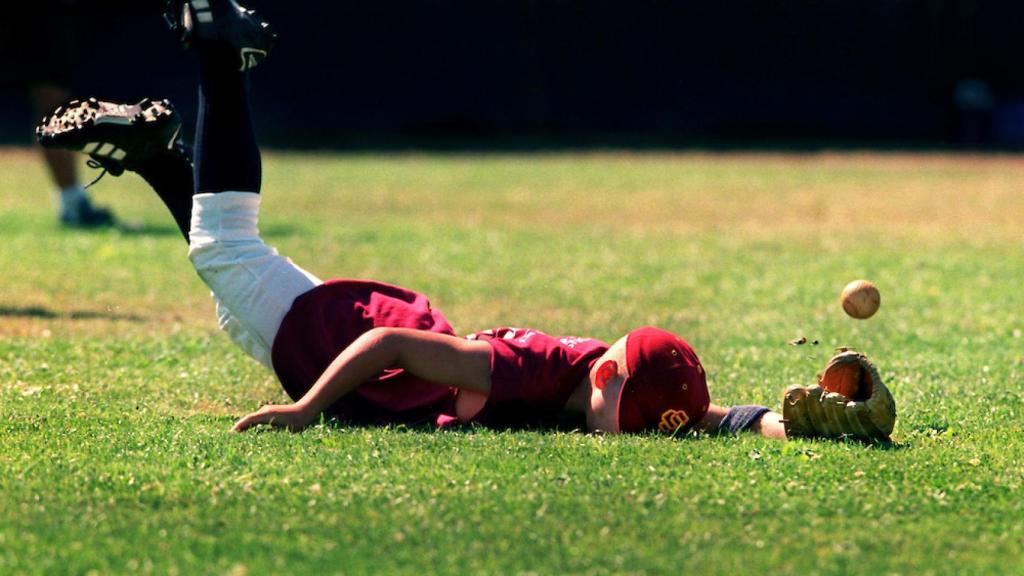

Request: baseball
left=840, top=280, right=880, bottom=319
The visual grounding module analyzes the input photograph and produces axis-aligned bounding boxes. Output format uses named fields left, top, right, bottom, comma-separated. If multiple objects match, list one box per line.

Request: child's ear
left=594, top=360, right=618, bottom=391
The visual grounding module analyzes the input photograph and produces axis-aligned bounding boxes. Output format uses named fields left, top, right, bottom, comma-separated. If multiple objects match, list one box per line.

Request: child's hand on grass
left=232, top=403, right=315, bottom=433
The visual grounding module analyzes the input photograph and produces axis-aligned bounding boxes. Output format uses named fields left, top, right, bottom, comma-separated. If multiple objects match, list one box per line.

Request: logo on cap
left=658, top=409, right=689, bottom=433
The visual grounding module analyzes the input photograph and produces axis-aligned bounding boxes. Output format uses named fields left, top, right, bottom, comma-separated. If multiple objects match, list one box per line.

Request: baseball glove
left=782, top=349, right=896, bottom=441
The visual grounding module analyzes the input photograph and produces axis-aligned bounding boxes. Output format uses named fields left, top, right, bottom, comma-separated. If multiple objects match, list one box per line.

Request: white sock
left=189, top=192, right=262, bottom=246
left=57, top=184, right=90, bottom=214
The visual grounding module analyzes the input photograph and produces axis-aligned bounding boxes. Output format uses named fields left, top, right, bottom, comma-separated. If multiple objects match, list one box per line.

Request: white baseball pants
left=188, top=192, right=323, bottom=369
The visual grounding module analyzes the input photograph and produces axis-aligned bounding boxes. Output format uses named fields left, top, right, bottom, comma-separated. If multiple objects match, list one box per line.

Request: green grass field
left=1, top=148, right=1022, bottom=575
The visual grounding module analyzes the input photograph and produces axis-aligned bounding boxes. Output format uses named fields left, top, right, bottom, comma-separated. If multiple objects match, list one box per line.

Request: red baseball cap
left=616, top=327, right=710, bottom=434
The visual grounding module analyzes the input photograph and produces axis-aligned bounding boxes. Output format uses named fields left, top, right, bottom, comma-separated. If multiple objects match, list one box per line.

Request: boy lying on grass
left=36, top=0, right=896, bottom=441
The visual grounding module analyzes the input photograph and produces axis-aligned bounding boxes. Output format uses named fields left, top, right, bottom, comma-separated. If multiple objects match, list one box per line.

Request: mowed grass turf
left=1, top=148, right=1023, bottom=575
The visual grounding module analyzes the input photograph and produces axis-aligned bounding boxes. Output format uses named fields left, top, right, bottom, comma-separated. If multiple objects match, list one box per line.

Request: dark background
left=3, top=0, right=1023, bottom=148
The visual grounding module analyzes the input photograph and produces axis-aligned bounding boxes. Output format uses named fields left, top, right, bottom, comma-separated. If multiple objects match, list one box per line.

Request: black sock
left=717, top=405, right=772, bottom=435
left=135, top=152, right=195, bottom=242
left=194, top=47, right=262, bottom=194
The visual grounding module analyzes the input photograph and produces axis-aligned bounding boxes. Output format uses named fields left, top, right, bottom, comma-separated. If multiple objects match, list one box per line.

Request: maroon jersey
left=270, top=279, right=459, bottom=425
left=465, top=328, right=609, bottom=429
left=271, top=281, right=609, bottom=428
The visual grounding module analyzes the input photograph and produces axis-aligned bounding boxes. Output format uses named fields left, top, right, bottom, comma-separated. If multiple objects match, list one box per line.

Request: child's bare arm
left=232, top=327, right=492, bottom=432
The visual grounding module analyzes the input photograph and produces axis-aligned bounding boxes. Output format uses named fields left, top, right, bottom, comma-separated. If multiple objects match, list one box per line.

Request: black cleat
left=164, top=0, right=276, bottom=71
left=36, top=97, right=186, bottom=178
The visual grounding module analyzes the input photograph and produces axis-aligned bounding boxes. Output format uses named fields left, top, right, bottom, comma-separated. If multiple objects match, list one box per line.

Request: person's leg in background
left=30, top=0, right=115, bottom=227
